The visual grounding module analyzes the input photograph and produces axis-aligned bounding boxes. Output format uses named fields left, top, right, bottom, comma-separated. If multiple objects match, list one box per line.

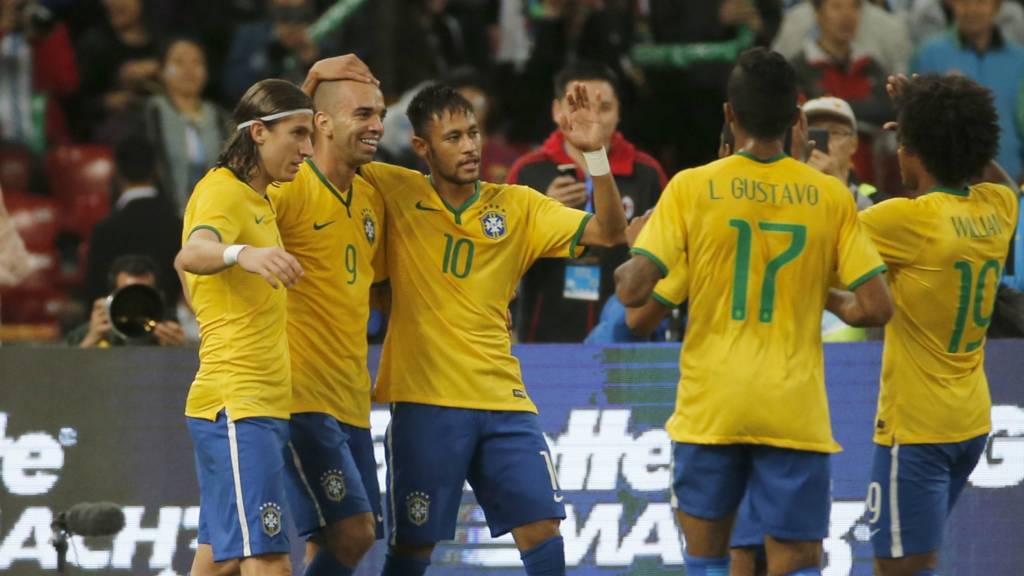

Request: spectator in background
left=791, top=0, right=895, bottom=129
left=507, top=62, right=666, bottom=342
left=773, top=0, right=911, bottom=74
left=222, top=0, right=329, bottom=104
left=68, top=254, right=185, bottom=347
left=0, top=0, right=78, bottom=153
left=82, top=132, right=182, bottom=312
left=144, top=37, right=229, bottom=215
left=448, top=68, right=522, bottom=183
left=912, top=0, right=1024, bottom=181
left=75, top=0, right=160, bottom=140
left=370, top=0, right=472, bottom=102
left=907, top=0, right=1024, bottom=46
left=803, top=96, right=877, bottom=207
left=629, top=1, right=782, bottom=174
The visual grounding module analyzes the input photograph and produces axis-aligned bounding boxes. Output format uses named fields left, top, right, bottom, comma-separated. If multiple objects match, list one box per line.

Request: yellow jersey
left=651, top=258, right=689, bottom=308
left=268, top=160, right=387, bottom=428
left=860, top=184, right=1019, bottom=445
left=634, top=152, right=886, bottom=452
left=182, top=167, right=291, bottom=421
left=358, top=162, right=590, bottom=412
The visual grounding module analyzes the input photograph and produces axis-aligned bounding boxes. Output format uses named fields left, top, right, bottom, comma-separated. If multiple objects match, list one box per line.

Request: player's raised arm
left=559, top=82, right=627, bottom=248
left=176, top=229, right=303, bottom=289
left=302, top=54, right=379, bottom=97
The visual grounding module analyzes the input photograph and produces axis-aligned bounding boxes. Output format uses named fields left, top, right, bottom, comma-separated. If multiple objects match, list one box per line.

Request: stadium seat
left=3, top=190, right=59, bottom=252
left=46, top=145, right=114, bottom=240
left=0, top=142, right=37, bottom=192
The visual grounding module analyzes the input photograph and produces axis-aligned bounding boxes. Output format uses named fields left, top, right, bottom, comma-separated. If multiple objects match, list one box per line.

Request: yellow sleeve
left=267, top=180, right=303, bottom=233
left=372, top=196, right=388, bottom=283
left=631, top=174, right=688, bottom=277
left=186, top=181, right=244, bottom=244
left=836, top=191, right=887, bottom=289
left=523, top=186, right=592, bottom=259
left=652, top=258, right=689, bottom=308
left=358, top=161, right=419, bottom=195
left=858, top=198, right=923, bottom=268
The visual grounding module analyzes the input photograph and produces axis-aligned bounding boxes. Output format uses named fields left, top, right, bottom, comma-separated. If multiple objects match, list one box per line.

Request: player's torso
left=363, top=163, right=541, bottom=411
left=270, top=161, right=384, bottom=425
left=683, top=155, right=847, bottom=374
left=385, top=177, right=530, bottom=331
left=877, top=185, right=1017, bottom=444
left=182, top=168, right=290, bottom=419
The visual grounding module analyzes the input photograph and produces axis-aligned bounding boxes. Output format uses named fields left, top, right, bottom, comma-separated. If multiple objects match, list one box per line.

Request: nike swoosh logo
left=255, top=215, right=266, bottom=224
left=313, top=220, right=336, bottom=231
left=554, top=494, right=564, bottom=503
left=869, top=529, right=881, bottom=538
left=415, top=201, right=441, bottom=212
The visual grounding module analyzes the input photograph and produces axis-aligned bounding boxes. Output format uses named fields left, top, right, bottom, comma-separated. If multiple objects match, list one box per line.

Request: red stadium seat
left=3, top=190, right=59, bottom=252
left=0, top=143, right=35, bottom=192
left=46, top=145, right=114, bottom=239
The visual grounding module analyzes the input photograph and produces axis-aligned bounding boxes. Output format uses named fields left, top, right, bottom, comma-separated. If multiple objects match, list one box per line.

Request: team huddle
left=174, top=48, right=1017, bottom=576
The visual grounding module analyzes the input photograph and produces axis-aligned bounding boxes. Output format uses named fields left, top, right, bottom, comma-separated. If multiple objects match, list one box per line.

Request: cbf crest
left=321, top=469, right=346, bottom=502
left=259, top=502, right=283, bottom=537
left=406, top=491, right=431, bottom=526
left=479, top=203, right=507, bottom=239
left=361, top=208, right=377, bottom=244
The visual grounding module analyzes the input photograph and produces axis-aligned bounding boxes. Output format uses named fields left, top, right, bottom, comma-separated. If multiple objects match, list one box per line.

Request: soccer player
left=268, top=76, right=389, bottom=576
left=306, top=57, right=627, bottom=574
left=175, top=78, right=312, bottom=576
left=615, top=47, right=893, bottom=576
left=848, top=74, right=1018, bottom=576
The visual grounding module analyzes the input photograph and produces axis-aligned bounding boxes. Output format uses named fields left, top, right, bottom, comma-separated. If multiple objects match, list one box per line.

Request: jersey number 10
left=949, top=259, right=1000, bottom=353
left=442, top=234, right=475, bottom=278
left=729, top=219, right=807, bottom=323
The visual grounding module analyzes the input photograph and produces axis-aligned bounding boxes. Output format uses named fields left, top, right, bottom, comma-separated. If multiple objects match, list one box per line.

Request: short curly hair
left=896, top=74, right=1000, bottom=186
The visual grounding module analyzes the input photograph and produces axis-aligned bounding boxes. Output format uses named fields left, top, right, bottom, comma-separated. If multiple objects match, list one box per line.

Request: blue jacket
left=911, top=28, right=1024, bottom=180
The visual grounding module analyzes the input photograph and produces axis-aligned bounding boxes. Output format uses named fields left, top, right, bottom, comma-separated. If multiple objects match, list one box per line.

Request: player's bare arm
left=559, top=82, right=627, bottom=247
left=614, top=255, right=662, bottom=307
left=825, top=275, right=893, bottom=327
left=176, top=228, right=304, bottom=289
left=302, top=54, right=379, bottom=97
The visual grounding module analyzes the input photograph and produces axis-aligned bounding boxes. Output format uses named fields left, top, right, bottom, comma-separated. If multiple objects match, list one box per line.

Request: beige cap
left=802, top=96, right=857, bottom=132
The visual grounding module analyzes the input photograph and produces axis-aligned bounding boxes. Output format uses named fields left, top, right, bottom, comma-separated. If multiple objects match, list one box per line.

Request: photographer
left=802, top=96, right=876, bottom=209
left=67, top=254, right=184, bottom=348
left=0, top=0, right=78, bottom=151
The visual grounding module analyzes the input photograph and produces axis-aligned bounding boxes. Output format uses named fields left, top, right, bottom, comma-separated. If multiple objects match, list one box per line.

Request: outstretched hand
left=558, top=82, right=605, bottom=153
left=302, top=54, right=379, bottom=97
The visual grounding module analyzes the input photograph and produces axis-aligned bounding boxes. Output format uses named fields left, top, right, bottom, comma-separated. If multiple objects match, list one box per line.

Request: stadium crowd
left=0, top=0, right=1023, bottom=343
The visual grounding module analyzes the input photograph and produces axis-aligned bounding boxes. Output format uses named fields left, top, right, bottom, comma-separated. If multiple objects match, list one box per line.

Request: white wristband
left=583, top=147, right=610, bottom=177
left=223, top=244, right=248, bottom=266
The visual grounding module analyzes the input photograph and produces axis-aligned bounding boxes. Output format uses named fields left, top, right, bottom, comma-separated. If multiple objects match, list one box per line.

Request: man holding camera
left=507, top=61, right=666, bottom=342
left=67, top=254, right=185, bottom=348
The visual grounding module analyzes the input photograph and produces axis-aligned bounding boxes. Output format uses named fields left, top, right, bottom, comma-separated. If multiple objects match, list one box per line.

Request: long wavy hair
left=217, top=79, right=312, bottom=183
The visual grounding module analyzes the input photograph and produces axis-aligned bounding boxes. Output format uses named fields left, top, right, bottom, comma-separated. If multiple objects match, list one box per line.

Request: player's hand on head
left=303, top=54, right=379, bottom=96
left=154, top=321, right=186, bottom=347
left=625, top=209, right=654, bottom=248
left=559, top=82, right=604, bottom=153
left=545, top=175, right=587, bottom=207
left=237, top=246, right=304, bottom=289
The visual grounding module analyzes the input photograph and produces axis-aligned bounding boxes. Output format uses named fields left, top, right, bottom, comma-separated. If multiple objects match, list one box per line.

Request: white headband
left=236, top=108, right=314, bottom=131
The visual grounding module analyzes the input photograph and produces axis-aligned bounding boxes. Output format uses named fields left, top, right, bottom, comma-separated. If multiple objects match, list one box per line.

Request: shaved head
left=312, top=80, right=386, bottom=166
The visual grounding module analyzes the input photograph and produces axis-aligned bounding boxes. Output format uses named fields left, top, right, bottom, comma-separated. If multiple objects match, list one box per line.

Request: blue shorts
left=384, top=403, right=566, bottom=545
left=672, top=442, right=831, bottom=542
left=188, top=411, right=291, bottom=562
left=284, top=412, right=383, bottom=540
left=868, top=435, right=987, bottom=558
left=729, top=493, right=764, bottom=549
